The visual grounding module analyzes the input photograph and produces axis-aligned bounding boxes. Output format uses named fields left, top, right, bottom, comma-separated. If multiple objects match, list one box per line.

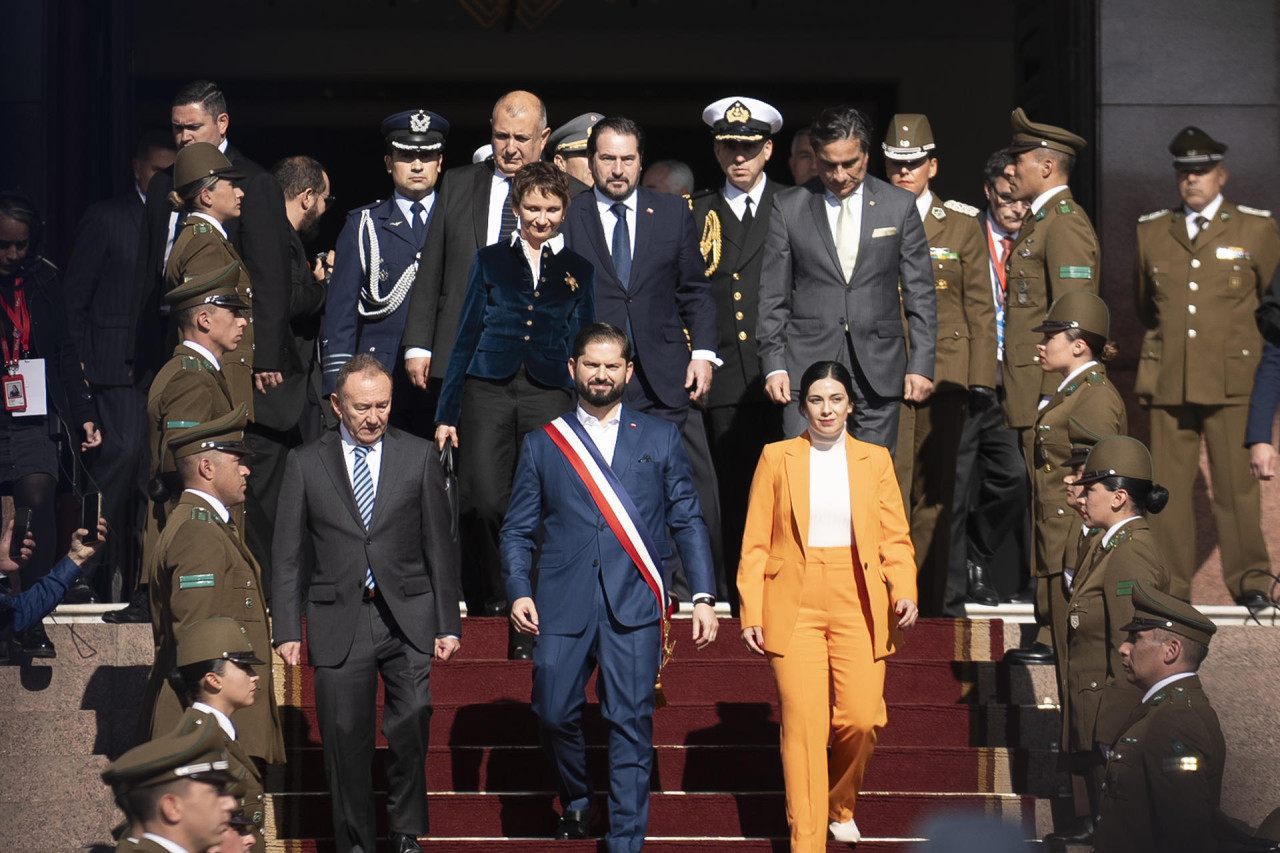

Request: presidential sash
left=542, top=414, right=667, bottom=616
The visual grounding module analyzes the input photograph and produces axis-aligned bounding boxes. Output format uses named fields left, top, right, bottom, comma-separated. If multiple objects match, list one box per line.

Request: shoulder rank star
left=564, top=272, right=578, bottom=291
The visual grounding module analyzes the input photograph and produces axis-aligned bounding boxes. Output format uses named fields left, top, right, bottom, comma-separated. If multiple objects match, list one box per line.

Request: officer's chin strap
left=1239, top=568, right=1280, bottom=626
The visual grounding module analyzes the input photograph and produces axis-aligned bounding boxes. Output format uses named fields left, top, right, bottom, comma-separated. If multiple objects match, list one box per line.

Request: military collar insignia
left=1103, top=529, right=1131, bottom=552
left=410, top=110, right=431, bottom=133
left=1035, top=209, right=1047, bottom=221
left=931, top=206, right=946, bottom=220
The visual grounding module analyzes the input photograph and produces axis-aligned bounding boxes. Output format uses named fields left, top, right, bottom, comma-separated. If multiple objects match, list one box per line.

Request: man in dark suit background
left=271, top=355, right=462, bottom=853
left=560, top=116, right=725, bottom=600
left=758, top=105, right=936, bottom=451
left=63, top=130, right=174, bottom=602
left=502, top=323, right=718, bottom=852
left=688, top=97, right=787, bottom=611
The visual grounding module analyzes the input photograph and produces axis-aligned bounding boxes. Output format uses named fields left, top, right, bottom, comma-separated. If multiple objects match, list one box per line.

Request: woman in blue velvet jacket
left=435, top=162, right=594, bottom=650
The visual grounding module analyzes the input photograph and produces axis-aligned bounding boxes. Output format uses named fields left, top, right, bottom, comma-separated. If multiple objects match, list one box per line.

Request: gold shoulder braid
left=700, top=209, right=722, bottom=276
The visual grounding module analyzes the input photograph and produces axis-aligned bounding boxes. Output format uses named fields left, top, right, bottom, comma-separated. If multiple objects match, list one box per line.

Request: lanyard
left=0, top=278, right=31, bottom=370
left=986, top=223, right=1010, bottom=296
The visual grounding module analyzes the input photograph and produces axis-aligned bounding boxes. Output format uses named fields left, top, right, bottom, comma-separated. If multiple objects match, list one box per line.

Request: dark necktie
left=498, top=180, right=518, bottom=244
left=742, top=196, right=754, bottom=228
left=409, top=200, right=425, bottom=244
left=1192, top=213, right=1209, bottom=244
left=611, top=202, right=632, bottom=289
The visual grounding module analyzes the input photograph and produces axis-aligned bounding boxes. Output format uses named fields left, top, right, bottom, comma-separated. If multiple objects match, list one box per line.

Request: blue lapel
left=378, top=197, right=417, bottom=250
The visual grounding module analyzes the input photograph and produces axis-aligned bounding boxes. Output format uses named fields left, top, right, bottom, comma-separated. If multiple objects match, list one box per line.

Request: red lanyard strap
left=0, top=278, right=31, bottom=368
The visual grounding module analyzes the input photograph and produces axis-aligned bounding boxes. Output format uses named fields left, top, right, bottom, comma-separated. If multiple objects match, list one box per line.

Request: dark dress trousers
left=130, top=145, right=292, bottom=388
left=272, top=427, right=462, bottom=853
left=435, top=238, right=594, bottom=612
left=501, top=406, right=715, bottom=853
left=62, top=191, right=150, bottom=592
left=757, top=175, right=936, bottom=451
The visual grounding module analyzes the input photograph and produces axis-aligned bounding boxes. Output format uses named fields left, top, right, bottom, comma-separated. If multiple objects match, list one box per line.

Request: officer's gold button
left=524, top=335, right=530, bottom=341
left=733, top=292, right=742, bottom=301
left=735, top=311, right=744, bottom=320
left=1188, top=329, right=1197, bottom=338
left=1191, top=259, right=1201, bottom=269
left=526, top=320, right=533, bottom=326
left=732, top=273, right=740, bottom=281
left=527, top=305, right=533, bottom=311
left=1188, top=305, right=1196, bottom=314
left=738, top=331, right=747, bottom=340
left=1043, top=464, right=1053, bottom=473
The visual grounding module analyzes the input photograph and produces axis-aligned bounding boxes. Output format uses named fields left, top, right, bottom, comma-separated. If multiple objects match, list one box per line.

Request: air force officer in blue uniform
left=500, top=323, right=718, bottom=852
left=323, top=110, right=448, bottom=428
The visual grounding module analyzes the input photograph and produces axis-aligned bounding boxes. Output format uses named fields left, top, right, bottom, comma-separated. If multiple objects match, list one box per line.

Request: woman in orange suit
left=739, top=360, right=918, bottom=851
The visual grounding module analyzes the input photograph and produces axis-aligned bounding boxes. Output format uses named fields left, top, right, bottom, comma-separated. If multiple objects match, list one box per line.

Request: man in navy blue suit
left=323, top=109, right=449, bottom=432
left=560, top=117, right=725, bottom=600
left=501, top=323, right=718, bottom=853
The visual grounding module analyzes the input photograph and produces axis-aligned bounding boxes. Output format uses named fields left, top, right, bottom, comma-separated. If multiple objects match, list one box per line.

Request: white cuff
left=765, top=369, right=788, bottom=379
left=405, top=348, right=432, bottom=361
left=691, top=349, right=723, bottom=368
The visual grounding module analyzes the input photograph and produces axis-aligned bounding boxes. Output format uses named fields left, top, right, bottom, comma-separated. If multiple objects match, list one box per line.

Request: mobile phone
left=81, top=492, right=102, bottom=543
left=10, top=507, right=33, bottom=560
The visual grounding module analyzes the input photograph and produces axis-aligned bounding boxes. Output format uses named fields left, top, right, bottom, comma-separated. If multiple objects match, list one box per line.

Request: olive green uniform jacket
left=165, top=218, right=255, bottom=418
left=1002, top=189, right=1100, bottom=428
left=1062, top=518, right=1169, bottom=753
left=170, top=706, right=266, bottom=851
left=144, top=492, right=284, bottom=764
left=1093, top=674, right=1225, bottom=853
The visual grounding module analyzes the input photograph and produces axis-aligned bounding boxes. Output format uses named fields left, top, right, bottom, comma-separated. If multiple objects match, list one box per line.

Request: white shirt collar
left=1184, top=193, right=1224, bottom=223
left=339, top=422, right=383, bottom=453
left=142, top=833, right=190, bottom=853
left=576, top=402, right=622, bottom=428
left=182, top=340, right=221, bottom=371
left=394, top=191, right=436, bottom=221
left=184, top=489, right=230, bottom=524
left=192, top=701, right=237, bottom=740
left=510, top=231, right=565, bottom=255
left=217, top=139, right=229, bottom=155
left=1030, top=184, right=1069, bottom=215
left=594, top=187, right=637, bottom=213
left=1057, top=360, right=1099, bottom=392
left=723, top=174, right=768, bottom=207
left=914, top=189, right=933, bottom=222
left=135, top=182, right=147, bottom=204
left=1142, top=671, right=1196, bottom=704
left=1101, top=515, right=1140, bottom=547
left=188, top=211, right=228, bottom=239
left=825, top=182, right=864, bottom=207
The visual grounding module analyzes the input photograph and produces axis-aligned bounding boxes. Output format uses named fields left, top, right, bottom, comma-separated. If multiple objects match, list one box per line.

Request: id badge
left=3, top=374, right=25, bottom=411
left=12, top=359, right=47, bottom=417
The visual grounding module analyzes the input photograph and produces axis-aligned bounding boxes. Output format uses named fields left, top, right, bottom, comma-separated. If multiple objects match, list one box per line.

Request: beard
left=299, top=207, right=322, bottom=241
left=576, top=376, right=625, bottom=408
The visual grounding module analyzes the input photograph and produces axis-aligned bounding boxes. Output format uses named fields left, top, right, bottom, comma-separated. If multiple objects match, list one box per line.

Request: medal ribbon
left=0, top=278, right=31, bottom=371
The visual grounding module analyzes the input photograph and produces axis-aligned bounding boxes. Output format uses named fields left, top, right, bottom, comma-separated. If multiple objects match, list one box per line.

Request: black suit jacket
left=561, top=186, right=716, bottom=410
left=130, top=144, right=293, bottom=386
left=271, top=427, right=462, bottom=666
left=253, top=227, right=326, bottom=431
left=62, top=191, right=144, bottom=386
left=690, top=179, right=785, bottom=408
left=400, top=161, right=587, bottom=381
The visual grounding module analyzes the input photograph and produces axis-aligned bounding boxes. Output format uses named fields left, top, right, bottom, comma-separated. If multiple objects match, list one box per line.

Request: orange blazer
left=737, top=433, right=917, bottom=659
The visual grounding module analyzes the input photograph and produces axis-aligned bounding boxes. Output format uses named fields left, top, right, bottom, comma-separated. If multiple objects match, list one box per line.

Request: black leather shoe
left=19, top=623, right=56, bottom=658
left=1237, top=592, right=1274, bottom=613
left=1005, top=586, right=1036, bottom=604
left=509, top=630, right=533, bottom=661
left=388, top=832, right=423, bottom=853
left=965, top=561, right=1001, bottom=607
left=63, top=578, right=98, bottom=605
left=103, top=588, right=150, bottom=623
left=555, top=808, right=592, bottom=839
left=1044, top=815, right=1094, bottom=848
left=1004, top=642, right=1054, bottom=665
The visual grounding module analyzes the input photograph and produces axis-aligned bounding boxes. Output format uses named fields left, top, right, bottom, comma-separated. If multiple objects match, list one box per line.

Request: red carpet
left=266, top=617, right=1037, bottom=850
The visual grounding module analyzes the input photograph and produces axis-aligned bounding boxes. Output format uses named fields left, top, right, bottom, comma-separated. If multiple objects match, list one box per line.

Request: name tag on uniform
left=871, top=227, right=898, bottom=238
left=9, top=359, right=47, bottom=417
left=1216, top=246, right=1252, bottom=261
left=929, top=247, right=959, bottom=260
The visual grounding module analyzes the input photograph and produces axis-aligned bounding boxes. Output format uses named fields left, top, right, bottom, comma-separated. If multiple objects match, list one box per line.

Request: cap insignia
left=725, top=101, right=751, bottom=124
left=410, top=111, right=431, bottom=133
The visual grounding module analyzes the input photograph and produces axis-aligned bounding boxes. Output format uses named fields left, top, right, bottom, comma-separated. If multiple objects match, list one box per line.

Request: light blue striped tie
left=353, top=445, right=376, bottom=590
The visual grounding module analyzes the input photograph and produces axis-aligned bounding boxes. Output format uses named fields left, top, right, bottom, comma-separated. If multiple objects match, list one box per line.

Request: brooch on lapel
left=564, top=272, right=579, bottom=291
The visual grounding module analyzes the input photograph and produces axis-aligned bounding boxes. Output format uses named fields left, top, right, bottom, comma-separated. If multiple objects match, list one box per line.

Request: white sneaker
left=829, top=818, right=861, bottom=843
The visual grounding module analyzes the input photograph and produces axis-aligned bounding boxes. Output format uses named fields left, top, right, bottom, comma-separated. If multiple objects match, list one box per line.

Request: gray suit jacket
left=757, top=175, right=936, bottom=397
left=271, top=426, right=462, bottom=666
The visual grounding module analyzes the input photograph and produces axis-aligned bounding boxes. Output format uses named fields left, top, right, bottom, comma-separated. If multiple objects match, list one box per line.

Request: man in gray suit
left=758, top=105, right=936, bottom=449
left=271, top=354, right=462, bottom=853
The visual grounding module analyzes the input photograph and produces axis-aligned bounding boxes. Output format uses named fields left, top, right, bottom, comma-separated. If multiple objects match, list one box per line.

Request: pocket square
left=871, top=226, right=898, bottom=238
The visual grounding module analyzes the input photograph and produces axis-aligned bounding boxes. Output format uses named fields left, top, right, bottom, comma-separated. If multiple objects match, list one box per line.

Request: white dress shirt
left=594, top=188, right=637, bottom=259
left=339, top=424, right=382, bottom=498
left=487, top=172, right=512, bottom=246
left=576, top=403, right=622, bottom=465
left=512, top=231, right=565, bottom=287
left=1141, top=671, right=1197, bottom=704
left=142, top=833, right=190, bottom=853
left=722, top=175, right=768, bottom=222
left=1030, top=184, right=1069, bottom=216
left=914, top=189, right=933, bottom=222
left=1184, top=194, right=1223, bottom=239
left=807, top=430, right=853, bottom=548
left=182, top=340, right=222, bottom=371
left=183, top=489, right=230, bottom=523
left=823, top=183, right=864, bottom=247
left=192, top=700, right=237, bottom=739
left=393, top=191, right=437, bottom=229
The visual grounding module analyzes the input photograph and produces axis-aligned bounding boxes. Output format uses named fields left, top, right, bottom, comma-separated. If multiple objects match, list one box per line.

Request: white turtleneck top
left=807, top=429, right=852, bottom=547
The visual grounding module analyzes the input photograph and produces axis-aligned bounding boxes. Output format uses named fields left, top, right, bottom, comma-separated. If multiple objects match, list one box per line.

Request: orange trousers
left=767, top=547, right=887, bottom=853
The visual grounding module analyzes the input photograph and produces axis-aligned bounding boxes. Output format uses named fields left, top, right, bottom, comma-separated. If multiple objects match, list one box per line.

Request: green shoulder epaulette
left=1086, top=371, right=1104, bottom=385
left=944, top=199, right=979, bottom=217
left=1138, top=208, right=1171, bottom=223
left=1237, top=204, right=1273, bottom=218
left=1057, top=199, right=1076, bottom=215
left=179, top=355, right=207, bottom=371
left=189, top=220, right=213, bottom=235
left=189, top=506, right=215, bottom=523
